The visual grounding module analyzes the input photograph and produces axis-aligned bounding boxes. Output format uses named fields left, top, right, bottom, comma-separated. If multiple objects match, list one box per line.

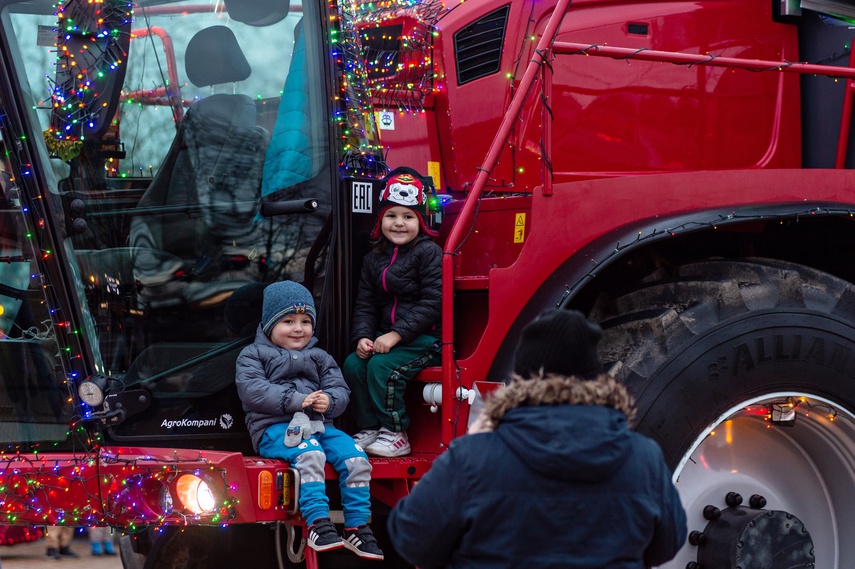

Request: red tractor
left=0, top=0, right=854, bottom=567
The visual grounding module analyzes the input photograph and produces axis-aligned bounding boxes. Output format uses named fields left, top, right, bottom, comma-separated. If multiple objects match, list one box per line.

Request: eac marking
left=353, top=182, right=373, bottom=213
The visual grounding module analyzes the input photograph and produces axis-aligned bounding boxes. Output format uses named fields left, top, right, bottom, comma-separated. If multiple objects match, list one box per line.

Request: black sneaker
left=342, top=525, right=384, bottom=560
left=307, top=518, right=343, bottom=552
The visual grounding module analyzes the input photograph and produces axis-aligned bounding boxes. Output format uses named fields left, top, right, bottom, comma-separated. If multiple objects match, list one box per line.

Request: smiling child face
left=380, top=205, right=420, bottom=246
left=269, top=313, right=313, bottom=350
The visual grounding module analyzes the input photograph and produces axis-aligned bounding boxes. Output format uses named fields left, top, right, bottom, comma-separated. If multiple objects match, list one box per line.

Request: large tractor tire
left=592, top=258, right=855, bottom=569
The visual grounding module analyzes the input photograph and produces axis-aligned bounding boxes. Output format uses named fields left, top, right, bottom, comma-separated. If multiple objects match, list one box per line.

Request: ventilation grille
left=454, top=6, right=509, bottom=85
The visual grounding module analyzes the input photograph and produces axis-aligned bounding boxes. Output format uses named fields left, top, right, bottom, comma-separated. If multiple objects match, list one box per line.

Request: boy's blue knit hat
left=261, top=281, right=316, bottom=335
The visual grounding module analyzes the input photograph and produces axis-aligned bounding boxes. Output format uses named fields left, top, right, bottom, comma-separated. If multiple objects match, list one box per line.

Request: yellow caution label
left=427, top=161, right=441, bottom=192
left=282, top=470, right=291, bottom=506
left=514, top=213, right=526, bottom=243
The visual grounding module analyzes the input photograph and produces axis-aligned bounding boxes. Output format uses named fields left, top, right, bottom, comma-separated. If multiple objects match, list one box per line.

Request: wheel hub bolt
left=749, top=494, right=766, bottom=509
left=725, top=492, right=743, bottom=507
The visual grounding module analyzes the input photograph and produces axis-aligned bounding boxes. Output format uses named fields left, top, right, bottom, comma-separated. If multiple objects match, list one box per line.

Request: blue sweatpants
left=259, top=423, right=372, bottom=527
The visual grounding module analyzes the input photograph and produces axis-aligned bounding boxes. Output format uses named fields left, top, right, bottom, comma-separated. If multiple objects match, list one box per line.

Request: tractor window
left=3, top=0, right=334, bottom=449
left=0, top=133, right=72, bottom=443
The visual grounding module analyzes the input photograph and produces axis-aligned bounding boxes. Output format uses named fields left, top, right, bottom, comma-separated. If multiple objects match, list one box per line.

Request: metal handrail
left=439, top=0, right=575, bottom=445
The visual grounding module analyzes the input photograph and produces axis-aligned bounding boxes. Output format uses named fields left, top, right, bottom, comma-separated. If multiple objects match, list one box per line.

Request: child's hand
left=356, top=337, right=375, bottom=359
left=300, top=392, right=316, bottom=409
left=373, top=331, right=402, bottom=354
left=303, top=391, right=323, bottom=409
left=310, top=391, right=330, bottom=413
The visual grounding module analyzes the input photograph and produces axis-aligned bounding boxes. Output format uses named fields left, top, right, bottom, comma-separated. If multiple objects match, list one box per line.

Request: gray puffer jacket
left=236, top=326, right=350, bottom=451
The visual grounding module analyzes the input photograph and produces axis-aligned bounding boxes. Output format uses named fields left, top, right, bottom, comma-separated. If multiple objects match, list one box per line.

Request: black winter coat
left=351, top=234, right=441, bottom=346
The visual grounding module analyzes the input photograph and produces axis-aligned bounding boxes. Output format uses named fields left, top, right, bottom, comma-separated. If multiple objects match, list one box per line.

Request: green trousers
left=343, top=334, right=440, bottom=432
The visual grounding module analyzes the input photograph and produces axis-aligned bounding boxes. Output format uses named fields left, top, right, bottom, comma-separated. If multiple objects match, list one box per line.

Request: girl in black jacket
left=342, top=167, right=442, bottom=457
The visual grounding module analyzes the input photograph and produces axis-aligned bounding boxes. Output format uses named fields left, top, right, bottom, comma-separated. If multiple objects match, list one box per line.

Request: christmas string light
left=0, top=449, right=237, bottom=531
left=750, top=397, right=843, bottom=425
left=332, top=0, right=386, bottom=177
left=0, top=108, right=99, bottom=454
left=0, top=115, right=235, bottom=515
left=46, top=0, right=133, bottom=146
left=348, top=0, right=447, bottom=112
left=331, top=0, right=458, bottom=175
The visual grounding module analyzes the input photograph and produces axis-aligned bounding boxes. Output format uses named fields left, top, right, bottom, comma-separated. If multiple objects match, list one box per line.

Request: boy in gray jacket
left=236, top=281, right=383, bottom=560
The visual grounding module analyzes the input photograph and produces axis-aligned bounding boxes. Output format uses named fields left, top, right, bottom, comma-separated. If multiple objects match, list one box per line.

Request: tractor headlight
left=159, top=484, right=174, bottom=515
left=78, top=374, right=109, bottom=406
left=175, top=474, right=217, bottom=514
left=108, top=476, right=173, bottom=520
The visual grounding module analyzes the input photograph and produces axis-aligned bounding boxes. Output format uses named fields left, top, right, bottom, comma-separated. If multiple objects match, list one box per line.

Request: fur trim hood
left=470, top=374, right=639, bottom=482
left=472, top=373, right=637, bottom=433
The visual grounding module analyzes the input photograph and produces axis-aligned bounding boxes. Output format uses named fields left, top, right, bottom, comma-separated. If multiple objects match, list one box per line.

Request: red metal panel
left=430, top=0, right=802, bottom=196
left=437, top=195, right=531, bottom=276
left=373, top=102, right=444, bottom=181
left=456, top=168, right=855, bottom=392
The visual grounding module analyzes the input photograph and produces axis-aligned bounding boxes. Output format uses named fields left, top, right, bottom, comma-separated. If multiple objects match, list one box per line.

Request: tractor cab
left=0, top=0, right=367, bottom=454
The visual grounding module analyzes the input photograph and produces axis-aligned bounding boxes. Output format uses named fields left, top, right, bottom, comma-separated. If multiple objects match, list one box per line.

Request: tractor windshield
left=0, top=0, right=335, bottom=449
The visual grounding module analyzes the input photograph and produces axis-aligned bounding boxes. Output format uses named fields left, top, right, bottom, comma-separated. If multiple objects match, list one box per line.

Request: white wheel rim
left=660, top=392, right=855, bottom=569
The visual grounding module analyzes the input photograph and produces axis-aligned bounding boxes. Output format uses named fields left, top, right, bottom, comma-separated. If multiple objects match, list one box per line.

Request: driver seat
left=129, top=26, right=270, bottom=308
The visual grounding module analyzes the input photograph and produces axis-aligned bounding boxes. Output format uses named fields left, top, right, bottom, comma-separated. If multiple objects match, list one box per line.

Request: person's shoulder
left=447, top=431, right=497, bottom=453
left=306, top=344, right=333, bottom=359
left=413, top=235, right=441, bottom=254
left=360, top=247, right=386, bottom=269
left=415, top=233, right=440, bottom=246
left=305, top=343, right=338, bottom=362
left=363, top=246, right=381, bottom=259
left=429, top=432, right=503, bottom=473
left=238, top=340, right=264, bottom=358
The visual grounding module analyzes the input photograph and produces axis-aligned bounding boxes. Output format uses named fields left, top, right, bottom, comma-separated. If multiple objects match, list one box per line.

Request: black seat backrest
left=223, top=0, right=290, bottom=27
left=185, top=25, right=251, bottom=88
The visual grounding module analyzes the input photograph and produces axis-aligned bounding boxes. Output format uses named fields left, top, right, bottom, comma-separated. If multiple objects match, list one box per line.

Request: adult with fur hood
left=387, top=309, right=687, bottom=569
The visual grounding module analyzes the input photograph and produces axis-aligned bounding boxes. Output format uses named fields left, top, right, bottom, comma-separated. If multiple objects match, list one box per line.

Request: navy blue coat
left=388, top=399, right=687, bottom=569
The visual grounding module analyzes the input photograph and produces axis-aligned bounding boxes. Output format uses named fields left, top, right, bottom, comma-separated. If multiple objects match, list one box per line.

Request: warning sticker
left=37, top=25, right=56, bottom=47
left=514, top=213, right=526, bottom=243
